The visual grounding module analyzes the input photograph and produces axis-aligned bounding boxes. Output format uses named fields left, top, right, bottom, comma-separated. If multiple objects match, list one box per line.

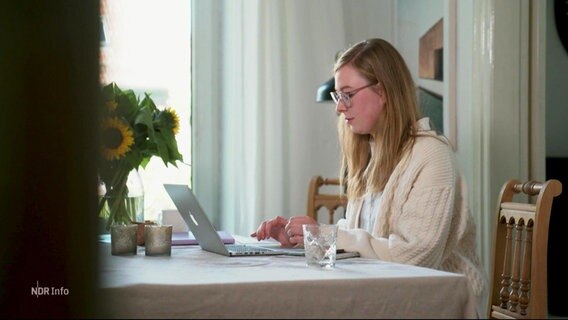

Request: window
left=100, top=0, right=191, bottom=222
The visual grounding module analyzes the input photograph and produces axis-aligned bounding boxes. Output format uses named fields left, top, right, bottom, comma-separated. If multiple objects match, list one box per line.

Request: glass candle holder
left=144, top=225, right=173, bottom=256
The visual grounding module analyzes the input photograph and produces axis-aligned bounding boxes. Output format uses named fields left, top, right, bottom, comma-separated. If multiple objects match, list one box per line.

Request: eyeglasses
left=330, top=82, right=377, bottom=108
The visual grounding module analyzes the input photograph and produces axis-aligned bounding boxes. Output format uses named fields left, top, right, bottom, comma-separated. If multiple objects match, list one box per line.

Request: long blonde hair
left=335, top=39, right=421, bottom=199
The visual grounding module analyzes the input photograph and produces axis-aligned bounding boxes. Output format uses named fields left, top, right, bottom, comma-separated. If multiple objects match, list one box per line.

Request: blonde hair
left=335, top=39, right=421, bottom=199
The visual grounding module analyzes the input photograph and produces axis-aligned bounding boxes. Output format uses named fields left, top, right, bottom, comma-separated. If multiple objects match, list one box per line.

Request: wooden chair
left=488, top=179, right=562, bottom=319
left=306, top=176, right=347, bottom=224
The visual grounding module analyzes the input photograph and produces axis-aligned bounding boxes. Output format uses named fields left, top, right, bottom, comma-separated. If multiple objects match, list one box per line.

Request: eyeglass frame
left=330, top=82, right=378, bottom=108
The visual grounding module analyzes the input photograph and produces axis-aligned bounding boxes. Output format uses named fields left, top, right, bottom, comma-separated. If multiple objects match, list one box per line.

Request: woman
left=251, top=38, right=486, bottom=314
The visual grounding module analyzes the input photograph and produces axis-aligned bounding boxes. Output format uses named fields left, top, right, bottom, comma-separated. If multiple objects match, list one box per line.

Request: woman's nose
left=335, top=101, right=347, bottom=113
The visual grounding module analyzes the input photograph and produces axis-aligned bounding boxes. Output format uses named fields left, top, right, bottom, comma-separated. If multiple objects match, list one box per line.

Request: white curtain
left=218, top=0, right=347, bottom=236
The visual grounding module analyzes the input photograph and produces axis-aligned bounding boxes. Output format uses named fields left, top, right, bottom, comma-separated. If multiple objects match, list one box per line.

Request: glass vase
left=98, top=169, right=145, bottom=234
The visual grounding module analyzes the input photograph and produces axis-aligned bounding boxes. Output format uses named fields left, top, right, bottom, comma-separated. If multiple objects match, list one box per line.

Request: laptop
left=164, top=184, right=296, bottom=256
left=164, top=184, right=360, bottom=259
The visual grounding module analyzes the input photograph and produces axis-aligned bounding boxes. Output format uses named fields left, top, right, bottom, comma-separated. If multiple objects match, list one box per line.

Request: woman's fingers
left=252, top=221, right=267, bottom=240
left=251, top=216, right=290, bottom=241
left=285, top=224, right=303, bottom=237
left=289, top=235, right=304, bottom=246
left=285, top=215, right=318, bottom=235
left=251, top=215, right=323, bottom=247
left=265, top=216, right=285, bottom=238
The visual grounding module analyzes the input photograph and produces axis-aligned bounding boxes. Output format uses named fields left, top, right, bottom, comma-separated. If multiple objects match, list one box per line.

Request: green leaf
left=97, top=83, right=184, bottom=219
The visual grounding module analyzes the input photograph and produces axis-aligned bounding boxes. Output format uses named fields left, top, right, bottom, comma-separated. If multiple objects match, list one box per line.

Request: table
left=98, top=237, right=478, bottom=319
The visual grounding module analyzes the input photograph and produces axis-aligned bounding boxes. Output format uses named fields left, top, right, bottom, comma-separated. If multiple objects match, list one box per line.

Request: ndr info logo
left=31, top=281, right=70, bottom=298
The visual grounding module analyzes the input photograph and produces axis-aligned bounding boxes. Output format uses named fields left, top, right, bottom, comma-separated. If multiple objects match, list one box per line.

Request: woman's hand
left=250, top=216, right=295, bottom=247
left=284, top=216, right=318, bottom=246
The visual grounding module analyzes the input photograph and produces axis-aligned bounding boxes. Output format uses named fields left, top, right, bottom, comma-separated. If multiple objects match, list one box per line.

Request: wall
left=342, top=0, right=395, bottom=45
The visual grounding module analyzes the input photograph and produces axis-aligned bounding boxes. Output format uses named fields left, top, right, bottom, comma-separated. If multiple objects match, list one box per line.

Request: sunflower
left=164, top=107, right=180, bottom=135
left=106, top=100, right=118, bottom=112
left=100, top=117, right=134, bottom=160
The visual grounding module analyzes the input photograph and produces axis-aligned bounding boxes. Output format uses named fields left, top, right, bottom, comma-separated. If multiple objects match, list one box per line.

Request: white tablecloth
left=98, top=238, right=477, bottom=319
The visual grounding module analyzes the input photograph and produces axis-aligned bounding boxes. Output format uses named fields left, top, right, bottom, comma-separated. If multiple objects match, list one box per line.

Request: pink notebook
left=172, top=231, right=235, bottom=246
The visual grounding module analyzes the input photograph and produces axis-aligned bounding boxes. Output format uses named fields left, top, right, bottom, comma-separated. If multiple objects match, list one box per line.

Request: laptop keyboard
left=226, top=244, right=271, bottom=255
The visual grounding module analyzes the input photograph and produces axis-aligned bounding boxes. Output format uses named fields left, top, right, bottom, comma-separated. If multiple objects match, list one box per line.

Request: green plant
left=97, top=82, right=183, bottom=229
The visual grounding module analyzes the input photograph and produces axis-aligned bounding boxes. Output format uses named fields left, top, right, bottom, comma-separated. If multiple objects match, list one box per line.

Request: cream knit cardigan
left=337, top=119, right=486, bottom=302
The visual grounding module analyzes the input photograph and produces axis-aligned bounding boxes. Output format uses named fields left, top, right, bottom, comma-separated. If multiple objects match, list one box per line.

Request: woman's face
left=334, top=64, right=386, bottom=136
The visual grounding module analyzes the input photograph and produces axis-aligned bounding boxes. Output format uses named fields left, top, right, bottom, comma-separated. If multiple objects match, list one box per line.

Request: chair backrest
left=488, top=179, right=562, bottom=319
left=306, top=176, right=347, bottom=224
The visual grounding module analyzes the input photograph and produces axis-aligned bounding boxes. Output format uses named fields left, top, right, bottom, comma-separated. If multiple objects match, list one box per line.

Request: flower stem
left=103, top=164, right=136, bottom=230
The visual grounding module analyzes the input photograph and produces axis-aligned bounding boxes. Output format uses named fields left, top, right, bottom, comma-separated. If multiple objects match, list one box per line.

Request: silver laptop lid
left=163, top=184, right=230, bottom=256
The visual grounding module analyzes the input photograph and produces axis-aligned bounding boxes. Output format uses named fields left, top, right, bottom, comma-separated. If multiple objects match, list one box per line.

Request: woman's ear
left=376, top=83, right=387, bottom=104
